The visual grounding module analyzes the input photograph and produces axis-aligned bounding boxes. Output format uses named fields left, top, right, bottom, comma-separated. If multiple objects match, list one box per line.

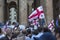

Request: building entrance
left=4, top=0, right=19, bottom=24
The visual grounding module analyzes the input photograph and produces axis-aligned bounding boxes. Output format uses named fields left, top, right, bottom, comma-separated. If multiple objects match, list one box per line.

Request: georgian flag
left=28, top=6, right=45, bottom=22
left=37, top=6, right=45, bottom=19
left=32, top=19, right=39, bottom=25
left=48, top=20, right=54, bottom=30
left=28, top=10, right=38, bottom=21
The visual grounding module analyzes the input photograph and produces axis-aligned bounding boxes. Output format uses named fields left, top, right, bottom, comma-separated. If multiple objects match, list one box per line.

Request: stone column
left=45, top=0, right=53, bottom=25
left=0, top=0, right=4, bottom=22
left=19, top=0, right=28, bottom=26
left=28, top=0, right=33, bottom=15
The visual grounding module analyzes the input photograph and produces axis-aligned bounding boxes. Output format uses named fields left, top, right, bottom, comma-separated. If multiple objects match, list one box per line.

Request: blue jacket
left=56, top=19, right=59, bottom=27
left=38, top=32, right=57, bottom=40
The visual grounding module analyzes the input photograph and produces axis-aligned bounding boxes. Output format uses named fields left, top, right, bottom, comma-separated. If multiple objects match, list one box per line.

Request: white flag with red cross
left=28, top=6, right=45, bottom=22
left=32, top=19, right=39, bottom=26
left=48, top=20, right=54, bottom=30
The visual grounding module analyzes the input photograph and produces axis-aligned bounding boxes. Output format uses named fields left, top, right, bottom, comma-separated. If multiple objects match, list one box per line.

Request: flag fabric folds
left=28, top=6, right=45, bottom=22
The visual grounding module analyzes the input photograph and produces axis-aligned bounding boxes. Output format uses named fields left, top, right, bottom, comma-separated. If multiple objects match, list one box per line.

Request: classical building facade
left=0, top=0, right=59, bottom=26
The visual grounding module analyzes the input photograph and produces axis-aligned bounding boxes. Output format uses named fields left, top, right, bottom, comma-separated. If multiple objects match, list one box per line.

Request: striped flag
left=48, top=20, right=54, bottom=30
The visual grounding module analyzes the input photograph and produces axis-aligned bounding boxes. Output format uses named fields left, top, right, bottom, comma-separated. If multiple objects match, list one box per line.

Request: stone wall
left=0, top=0, right=4, bottom=22
left=45, top=0, right=53, bottom=25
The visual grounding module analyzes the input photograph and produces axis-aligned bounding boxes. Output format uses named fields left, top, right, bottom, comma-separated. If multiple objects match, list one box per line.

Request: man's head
left=22, top=29, right=27, bottom=35
left=33, top=29, right=39, bottom=35
left=26, top=29, right=31, bottom=34
left=37, top=27, right=43, bottom=32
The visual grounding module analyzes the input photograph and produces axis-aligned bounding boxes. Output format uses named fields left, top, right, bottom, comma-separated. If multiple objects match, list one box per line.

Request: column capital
left=27, top=0, right=33, bottom=6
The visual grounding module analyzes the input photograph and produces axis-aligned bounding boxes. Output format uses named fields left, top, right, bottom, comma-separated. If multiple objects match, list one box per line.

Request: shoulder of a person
left=0, top=34, right=9, bottom=40
left=0, top=34, right=5, bottom=38
left=35, top=32, right=43, bottom=37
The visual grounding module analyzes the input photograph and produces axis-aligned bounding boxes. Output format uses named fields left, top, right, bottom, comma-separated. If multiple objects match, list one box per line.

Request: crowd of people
left=0, top=21, right=60, bottom=40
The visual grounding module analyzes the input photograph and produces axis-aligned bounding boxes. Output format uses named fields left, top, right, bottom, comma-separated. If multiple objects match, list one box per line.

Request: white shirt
left=19, top=25, right=25, bottom=30
left=0, top=34, right=5, bottom=38
left=25, top=36, right=31, bottom=40
left=7, top=25, right=15, bottom=29
left=34, top=25, right=38, bottom=30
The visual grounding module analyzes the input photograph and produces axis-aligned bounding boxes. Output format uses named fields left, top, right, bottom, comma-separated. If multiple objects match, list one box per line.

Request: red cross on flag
left=28, top=6, right=45, bottom=22
left=32, top=19, right=39, bottom=25
left=48, top=20, right=54, bottom=30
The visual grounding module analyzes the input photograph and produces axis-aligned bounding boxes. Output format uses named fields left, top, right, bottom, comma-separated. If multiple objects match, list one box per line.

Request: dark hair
left=8, top=21, right=11, bottom=25
left=0, top=28, right=2, bottom=33
left=27, top=29, right=31, bottom=34
left=43, top=27, right=51, bottom=32
left=32, top=29, right=38, bottom=35
left=37, top=27, right=43, bottom=32
left=12, top=22, right=16, bottom=25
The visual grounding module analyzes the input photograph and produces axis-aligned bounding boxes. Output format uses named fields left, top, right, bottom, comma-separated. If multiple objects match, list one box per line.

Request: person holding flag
left=28, top=6, right=45, bottom=27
